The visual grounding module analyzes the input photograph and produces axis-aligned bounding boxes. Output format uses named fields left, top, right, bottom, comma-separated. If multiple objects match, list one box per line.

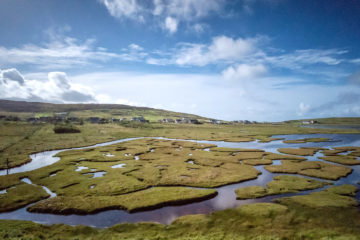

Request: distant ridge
left=0, top=99, right=151, bottom=112
left=0, top=99, right=205, bottom=119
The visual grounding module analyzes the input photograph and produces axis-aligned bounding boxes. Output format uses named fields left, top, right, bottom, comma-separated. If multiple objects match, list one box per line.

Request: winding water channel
left=0, top=133, right=359, bottom=227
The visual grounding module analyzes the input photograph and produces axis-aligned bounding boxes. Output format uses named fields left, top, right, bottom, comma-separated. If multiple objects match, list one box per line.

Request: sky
left=0, top=0, right=360, bottom=121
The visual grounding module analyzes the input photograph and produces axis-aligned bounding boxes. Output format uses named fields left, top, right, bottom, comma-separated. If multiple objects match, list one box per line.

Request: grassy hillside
left=0, top=100, right=207, bottom=122
left=288, top=117, right=360, bottom=125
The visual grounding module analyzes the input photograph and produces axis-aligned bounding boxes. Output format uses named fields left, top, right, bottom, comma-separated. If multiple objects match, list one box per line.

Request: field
left=0, top=101, right=359, bottom=239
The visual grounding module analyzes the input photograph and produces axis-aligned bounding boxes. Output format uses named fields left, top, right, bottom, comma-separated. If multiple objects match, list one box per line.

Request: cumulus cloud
left=0, top=68, right=95, bottom=103
left=222, top=64, right=267, bottom=81
left=164, top=16, right=178, bottom=33
left=172, top=35, right=260, bottom=66
left=99, top=0, right=144, bottom=21
left=0, top=68, right=25, bottom=85
left=99, top=0, right=224, bottom=33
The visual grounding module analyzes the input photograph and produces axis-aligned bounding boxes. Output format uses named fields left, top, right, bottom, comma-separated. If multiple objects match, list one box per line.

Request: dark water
left=0, top=134, right=359, bottom=227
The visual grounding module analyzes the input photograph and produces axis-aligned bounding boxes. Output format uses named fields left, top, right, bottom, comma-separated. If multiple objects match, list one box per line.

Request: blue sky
left=0, top=0, right=360, bottom=121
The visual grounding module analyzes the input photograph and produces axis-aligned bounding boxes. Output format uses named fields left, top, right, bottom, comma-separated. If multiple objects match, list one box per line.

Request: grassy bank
left=0, top=185, right=359, bottom=239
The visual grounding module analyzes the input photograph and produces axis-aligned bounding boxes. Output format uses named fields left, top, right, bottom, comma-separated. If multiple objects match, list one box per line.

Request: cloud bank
left=0, top=68, right=95, bottom=103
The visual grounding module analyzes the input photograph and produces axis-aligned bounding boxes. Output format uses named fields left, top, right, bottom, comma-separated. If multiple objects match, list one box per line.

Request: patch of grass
left=276, top=184, right=358, bottom=208
left=283, top=137, right=330, bottom=143
left=0, top=183, right=49, bottom=212
left=277, top=147, right=324, bottom=156
left=0, top=139, right=262, bottom=213
left=242, top=158, right=273, bottom=165
left=28, top=187, right=217, bottom=214
left=2, top=191, right=360, bottom=239
left=264, top=160, right=352, bottom=180
left=264, top=152, right=307, bottom=161
left=1, top=117, right=359, bottom=169
left=53, top=124, right=81, bottom=134
left=320, top=155, right=360, bottom=165
left=235, top=175, right=330, bottom=199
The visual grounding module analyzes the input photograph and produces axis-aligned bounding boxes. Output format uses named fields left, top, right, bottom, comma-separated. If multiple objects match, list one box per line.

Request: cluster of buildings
left=232, top=120, right=259, bottom=124
left=159, top=117, right=201, bottom=124
left=301, top=120, right=318, bottom=124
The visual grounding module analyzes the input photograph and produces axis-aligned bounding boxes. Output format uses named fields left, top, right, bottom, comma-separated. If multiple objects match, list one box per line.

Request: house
left=88, top=117, right=100, bottom=123
left=54, top=112, right=68, bottom=120
left=182, top=117, right=191, bottom=124
left=39, top=117, right=53, bottom=123
left=132, top=116, right=148, bottom=123
left=175, top=119, right=182, bottom=124
left=111, top=118, right=120, bottom=123
left=99, top=118, right=109, bottom=124
left=161, top=118, right=175, bottom=123
left=27, top=117, right=38, bottom=123
left=244, top=120, right=251, bottom=124
left=208, top=119, right=222, bottom=124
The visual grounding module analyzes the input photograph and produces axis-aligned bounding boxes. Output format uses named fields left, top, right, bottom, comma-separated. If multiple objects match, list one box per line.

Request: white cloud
left=0, top=35, right=119, bottom=69
left=99, top=0, right=144, bottom=21
left=173, top=36, right=260, bottom=66
left=128, top=43, right=144, bottom=51
left=222, top=64, right=267, bottom=81
left=265, top=49, right=347, bottom=70
left=100, top=0, right=225, bottom=33
left=164, top=16, right=178, bottom=33
left=0, top=68, right=96, bottom=103
left=0, top=68, right=25, bottom=85
left=298, top=102, right=310, bottom=116
left=163, top=0, right=223, bottom=20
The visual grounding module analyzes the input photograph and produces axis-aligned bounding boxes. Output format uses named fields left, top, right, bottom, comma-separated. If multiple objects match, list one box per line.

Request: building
left=88, top=117, right=100, bottom=123
left=39, top=116, right=53, bottom=123
left=132, top=116, right=148, bottom=123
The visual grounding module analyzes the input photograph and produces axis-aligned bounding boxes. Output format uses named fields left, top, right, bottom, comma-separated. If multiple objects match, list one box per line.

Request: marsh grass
left=1, top=186, right=360, bottom=239
left=235, top=175, right=330, bottom=199
left=264, top=160, right=352, bottom=180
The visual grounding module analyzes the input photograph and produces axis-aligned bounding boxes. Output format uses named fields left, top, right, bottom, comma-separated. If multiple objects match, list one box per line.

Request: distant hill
left=287, top=117, right=360, bottom=125
left=0, top=100, right=208, bottom=121
left=0, top=99, right=151, bottom=112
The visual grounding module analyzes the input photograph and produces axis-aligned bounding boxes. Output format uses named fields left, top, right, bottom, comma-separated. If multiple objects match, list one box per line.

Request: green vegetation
left=235, top=175, right=330, bottom=199
left=283, top=137, right=330, bottom=143
left=28, top=187, right=217, bottom=214
left=320, top=155, right=360, bottom=165
left=277, top=147, right=324, bottom=156
left=319, top=146, right=360, bottom=165
left=0, top=102, right=359, bottom=239
left=0, top=139, right=261, bottom=213
left=1, top=109, right=359, bottom=170
left=290, top=117, right=360, bottom=125
left=53, top=124, right=81, bottom=134
left=276, top=184, right=358, bottom=208
left=1, top=186, right=360, bottom=239
left=0, top=183, right=49, bottom=212
left=264, top=160, right=352, bottom=180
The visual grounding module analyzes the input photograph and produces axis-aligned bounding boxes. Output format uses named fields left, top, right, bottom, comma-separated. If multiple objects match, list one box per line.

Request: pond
left=0, top=134, right=359, bottom=227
